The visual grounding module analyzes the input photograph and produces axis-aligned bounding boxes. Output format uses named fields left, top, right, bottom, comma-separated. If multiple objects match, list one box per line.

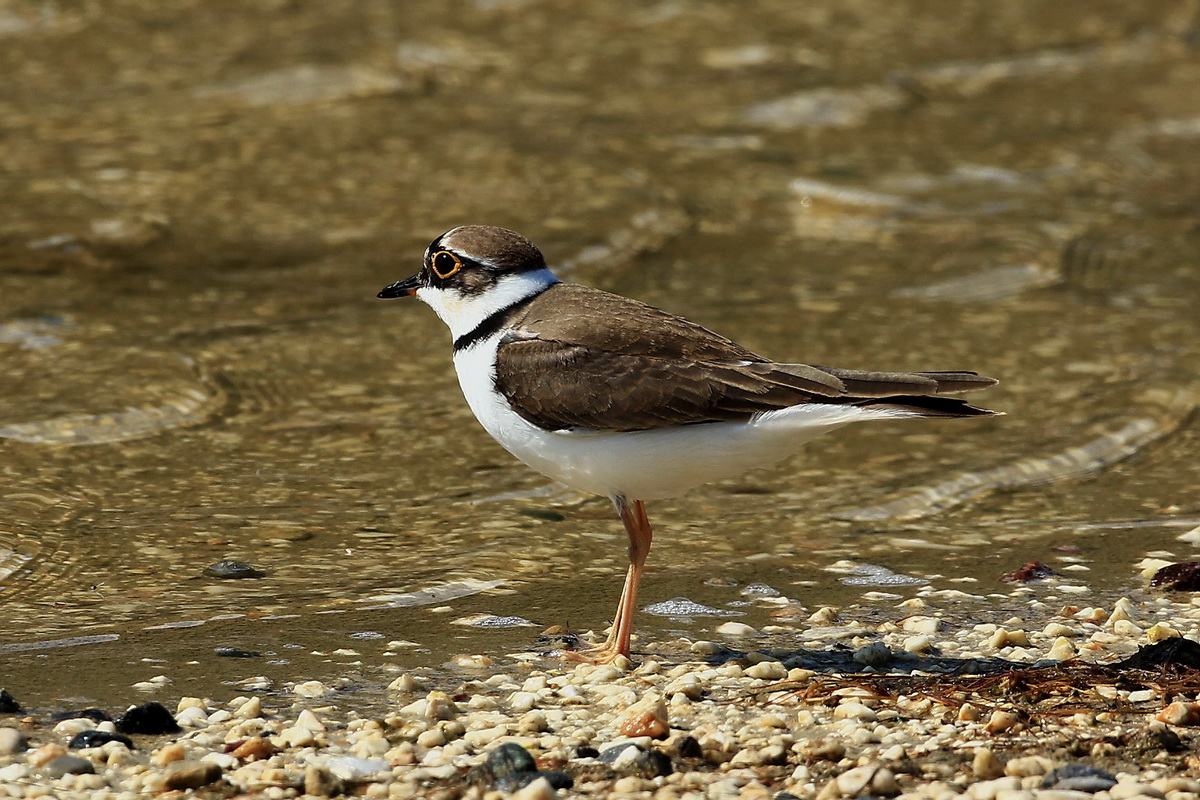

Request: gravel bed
left=4, top=593, right=1200, bottom=799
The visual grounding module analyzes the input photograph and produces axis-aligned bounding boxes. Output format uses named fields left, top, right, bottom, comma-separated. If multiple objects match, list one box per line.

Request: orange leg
left=566, top=496, right=653, bottom=663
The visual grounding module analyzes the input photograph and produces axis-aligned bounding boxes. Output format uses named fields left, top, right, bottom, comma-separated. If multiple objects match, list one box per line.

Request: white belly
left=452, top=335, right=910, bottom=501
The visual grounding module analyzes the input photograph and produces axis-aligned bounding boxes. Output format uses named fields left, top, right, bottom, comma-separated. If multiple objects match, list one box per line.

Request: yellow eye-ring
left=431, top=250, right=462, bottom=279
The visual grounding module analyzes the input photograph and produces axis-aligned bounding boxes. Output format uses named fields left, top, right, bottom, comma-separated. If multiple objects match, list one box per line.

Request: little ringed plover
left=379, top=225, right=998, bottom=662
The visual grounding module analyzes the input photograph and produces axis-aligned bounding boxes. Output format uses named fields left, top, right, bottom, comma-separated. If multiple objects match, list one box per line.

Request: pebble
left=510, top=776, right=557, bottom=800
left=42, top=755, right=95, bottom=778
left=162, top=760, right=223, bottom=790
left=715, top=621, right=758, bottom=636
left=852, top=642, right=892, bottom=667
left=974, top=748, right=1005, bottom=779
left=617, top=695, right=669, bottom=739
left=1005, top=755, right=1054, bottom=777
left=304, top=764, right=344, bottom=797
left=116, top=701, right=181, bottom=734
left=985, top=710, right=1020, bottom=733
left=68, top=729, right=134, bottom=750
left=4, top=613, right=1200, bottom=800
left=0, top=727, right=27, bottom=756
left=1042, top=765, right=1118, bottom=792
left=0, top=690, right=21, bottom=713
left=1157, top=702, right=1200, bottom=725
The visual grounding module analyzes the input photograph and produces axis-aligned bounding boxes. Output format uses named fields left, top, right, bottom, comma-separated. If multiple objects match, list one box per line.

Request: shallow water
left=1, top=1, right=1198, bottom=710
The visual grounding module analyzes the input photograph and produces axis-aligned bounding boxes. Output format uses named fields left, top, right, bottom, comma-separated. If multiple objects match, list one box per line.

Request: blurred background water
left=1, top=0, right=1198, bottom=708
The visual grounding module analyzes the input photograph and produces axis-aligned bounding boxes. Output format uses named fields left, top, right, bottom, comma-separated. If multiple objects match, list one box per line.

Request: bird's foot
left=561, top=635, right=633, bottom=665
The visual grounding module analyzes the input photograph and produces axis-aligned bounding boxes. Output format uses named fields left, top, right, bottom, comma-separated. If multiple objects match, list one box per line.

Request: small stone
left=235, top=696, right=262, bottom=719
left=295, top=709, right=325, bottom=731
left=278, top=725, right=316, bottom=748
left=899, top=615, right=940, bottom=634
left=0, top=764, right=30, bottom=782
left=809, top=606, right=839, bottom=624
left=494, top=771, right=574, bottom=792
left=42, top=755, right=96, bottom=778
left=0, top=690, right=22, bottom=714
left=799, top=739, right=846, bottom=762
left=988, top=628, right=1031, bottom=649
left=1146, top=623, right=1182, bottom=643
left=203, top=559, right=265, bottom=579
left=486, top=742, right=537, bottom=779
left=151, top=743, right=187, bottom=766
left=835, top=765, right=900, bottom=797
left=509, top=776, right=556, bottom=800
left=116, top=702, right=181, bottom=734
left=852, top=642, right=892, bottom=667
left=163, top=760, right=223, bottom=790
left=69, top=729, right=134, bottom=750
left=304, top=764, right=345, bottom=797
left=618, top=695, right=669, bottom=739
left=715, top=621, right=757, bottom=637
left=293, top=680, right=332, bottom=698
left=1108, top=783, right=1166, bottom=800
left=903, top=635, right=934, bottom=654
left=387, top=673, right=425, bottom=692
left=0, top=727, right=27, bottom=756
left=599, top=743, right=673, bottom=778
left=28, top=743, right=68, bottom=766
left=973, top=748, right=1004, bottom=778
left=985, top=710, right=1019, bottom=733
left=834, top=701, right=877, bottom=721
left=1004, top=755, right=1054, bottom=777
left=230, top=736, right=278, bottom=761
left=326, top=756, right=389, bottom=781
left=1157, top=701, right=1200, bottom=726
left=1042, top=765, right=1118, bottom=792
left=1048, top=637, right=1077, bottom=661
left=744, top=660, right=788, bottom=680
left=958, top=703, right=982, bottom=723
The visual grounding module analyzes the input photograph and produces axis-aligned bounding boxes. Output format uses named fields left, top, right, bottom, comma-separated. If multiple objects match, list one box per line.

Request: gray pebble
left=598, top=743, right=673, bottom=778
left=203, top=559, right=265, bottom=579
left=43, top=755, right=96, bottom=779
left=486, top=742, right=537, bottom=779
left=1042, top=765, right=1118, bottom=792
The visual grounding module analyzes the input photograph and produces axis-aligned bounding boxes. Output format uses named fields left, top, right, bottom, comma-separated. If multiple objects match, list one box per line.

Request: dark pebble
left=675, top=735, right=703, bottom=759
left=598, top=742, right=642, bottom=764
left=0, top=689, right=22, bottom=714
left=1115, top=638, right=1200, bottom=670
left=116, top=702, right=181, bottom=735
left=69, top=730, right=135, bottom=750
left=43, top=755, right=96, bottom=778
left=999, top=560, right=1060, bottom=582
left=598, top=742, right=673, bottom=778
left=517, top=507, right=566, bottom=522
left=1150, top=562, right=1200, bottom=591
left=575, top=744, right=600, bottom=759
left=203, top=559, right=265, bottom=579
left=50, top=708, right=112, bottom=723
left=493, top=771, right=574, bottom=791
left=485, top=742, right=537, bottom=779
left=1041, top=764, right=1117, bottom=792
left=215, top=647, right=262, bottom=658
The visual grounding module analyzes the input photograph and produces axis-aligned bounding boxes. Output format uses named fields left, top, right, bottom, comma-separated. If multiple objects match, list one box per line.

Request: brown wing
left=494, top=284, right=997, bottom=432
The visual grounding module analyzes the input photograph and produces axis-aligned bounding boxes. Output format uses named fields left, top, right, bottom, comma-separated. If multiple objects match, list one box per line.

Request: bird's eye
left=431, top=250, right=462, bottom=279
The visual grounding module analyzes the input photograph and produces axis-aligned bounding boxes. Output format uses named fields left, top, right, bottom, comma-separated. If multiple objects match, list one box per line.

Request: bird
left=378, top=225, right=998, bottom=662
